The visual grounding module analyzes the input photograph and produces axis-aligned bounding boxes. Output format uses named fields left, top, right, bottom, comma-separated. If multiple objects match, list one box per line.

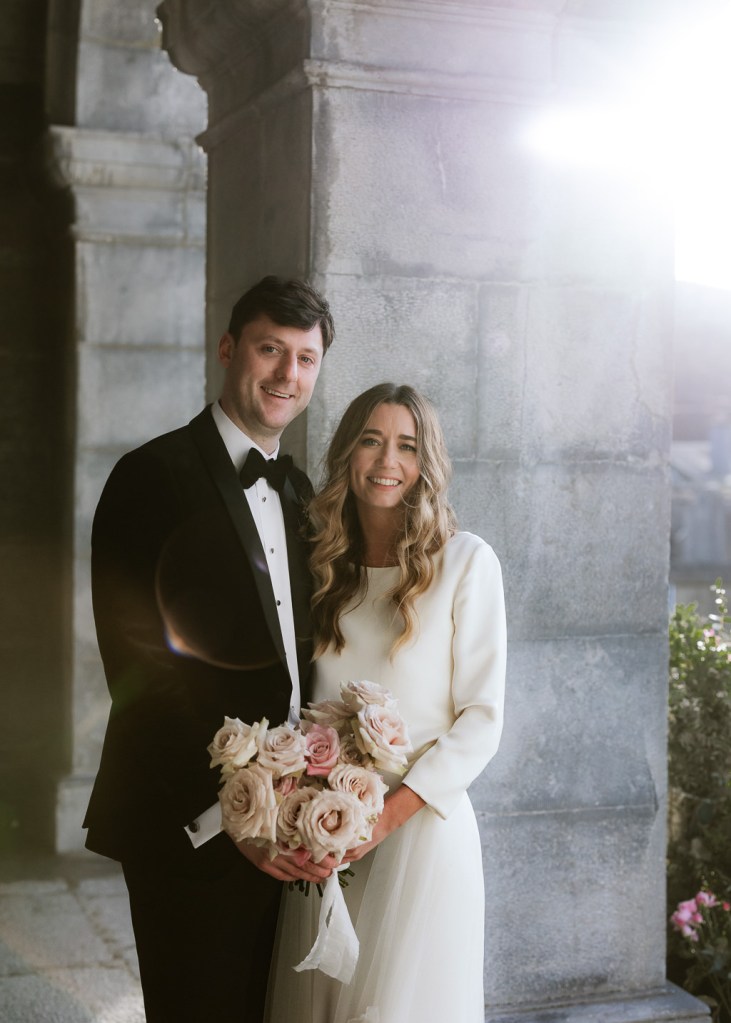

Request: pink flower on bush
left=670, top=898, right=702, bottom=940
left=304, top=724, right=340, bottom=777
left=695, top=890, right=718, bottom=908
left=670, top=892, right=727, bottom=944
left=670, top=888, right=731, bottom=1019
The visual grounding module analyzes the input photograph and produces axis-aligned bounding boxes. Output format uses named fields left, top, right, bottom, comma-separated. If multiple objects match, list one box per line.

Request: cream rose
left=297, top=790, right=368, bottom=863
left=354, top=704, right=412, bottom=775
left=276, top=785, right=321, bottom=849
left=207, top=716, right=268, bottom=775
left=340, top=680, right=397, bottom=714
left=338, top=732, right=374, bottom=769
left=304, top=723, right=340, bottom=777
left=219, top=762, right=277, bottom=845
left=301, top=698, right=350, bottom=729
left=257, top=724, right=307, bottom=777
left=328, top=763, right=388, bottom=819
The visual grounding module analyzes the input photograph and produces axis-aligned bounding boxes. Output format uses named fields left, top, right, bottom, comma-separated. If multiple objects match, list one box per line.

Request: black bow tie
left=239, top=448, right=293, bottom=493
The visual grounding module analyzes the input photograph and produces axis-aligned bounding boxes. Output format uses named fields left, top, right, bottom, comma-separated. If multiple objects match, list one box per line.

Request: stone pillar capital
left=44, top=125, right=205, bottom=243
left=46, top=126, right=205, bottom=192
left=157, top=0, right=308, bottom=80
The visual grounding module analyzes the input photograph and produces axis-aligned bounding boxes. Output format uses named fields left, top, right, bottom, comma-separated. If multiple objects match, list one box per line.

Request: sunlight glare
left=524, top=6, right=731, bottom=290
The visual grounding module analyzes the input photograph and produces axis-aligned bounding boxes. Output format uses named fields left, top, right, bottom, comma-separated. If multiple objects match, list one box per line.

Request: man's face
left=218, top=314, right=324, bottom=452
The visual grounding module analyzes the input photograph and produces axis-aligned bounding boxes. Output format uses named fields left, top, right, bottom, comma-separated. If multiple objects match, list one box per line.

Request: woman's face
left=348, top=403, right=420, bottom=515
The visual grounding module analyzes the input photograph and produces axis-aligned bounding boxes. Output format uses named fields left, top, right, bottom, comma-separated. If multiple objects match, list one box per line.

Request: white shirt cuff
left=184, top=802, right=223, bottom=848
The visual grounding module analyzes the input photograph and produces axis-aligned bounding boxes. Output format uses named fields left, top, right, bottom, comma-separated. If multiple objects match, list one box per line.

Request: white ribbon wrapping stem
left=293, top=865, right=359, bottom=983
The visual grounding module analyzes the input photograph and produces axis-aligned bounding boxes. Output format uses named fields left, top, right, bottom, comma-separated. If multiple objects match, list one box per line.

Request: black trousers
left=122, top=837, right=282, bottom=1023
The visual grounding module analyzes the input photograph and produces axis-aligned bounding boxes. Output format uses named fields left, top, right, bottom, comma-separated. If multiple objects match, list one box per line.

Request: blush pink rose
left=340, top=680, right=396, bottom=713
left=302, top=699, right=350, bottom=729
left=273, top=774, right=300, bottom=799
left=257, top=724, right=307, bottom=777
left=338, top=732, right=374, bottom=769
left=304, top=724, right=340, bottom=777
left=207, top=716, right=268, bottom=775
left=328, top=763, right=388, bottom=819
left=354, top=704, right=412, bottom=775
left=218, top=762, right=277, bottom=845
left=276, top=785, right=321, bottom=850
left=297, top=790, right=367, bottom=863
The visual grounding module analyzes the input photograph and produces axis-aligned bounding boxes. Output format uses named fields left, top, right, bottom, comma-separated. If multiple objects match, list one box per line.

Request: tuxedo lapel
left=280, top=477, right=313, bottom=685
left=188, top=407, right=287, bottom=668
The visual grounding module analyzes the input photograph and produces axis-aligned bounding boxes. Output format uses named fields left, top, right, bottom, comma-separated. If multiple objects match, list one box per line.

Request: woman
left=267, top=383, right=507, bottom=1023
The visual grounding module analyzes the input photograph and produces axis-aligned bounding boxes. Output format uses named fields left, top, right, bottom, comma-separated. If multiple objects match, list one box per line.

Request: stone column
left=158, top=1, right=707, bottom=1020
left=48, top=0, right=207, bottom=852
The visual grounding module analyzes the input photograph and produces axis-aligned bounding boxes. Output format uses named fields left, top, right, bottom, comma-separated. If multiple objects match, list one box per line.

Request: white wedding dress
left=266, top=532, right=507, bottom=1023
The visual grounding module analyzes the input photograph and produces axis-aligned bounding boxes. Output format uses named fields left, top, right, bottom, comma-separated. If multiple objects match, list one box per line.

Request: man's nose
left=276, top=353, right=298, bottom=381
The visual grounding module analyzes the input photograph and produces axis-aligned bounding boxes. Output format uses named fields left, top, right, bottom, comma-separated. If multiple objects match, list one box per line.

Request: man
left=84, top=276, right=336, bottom=1022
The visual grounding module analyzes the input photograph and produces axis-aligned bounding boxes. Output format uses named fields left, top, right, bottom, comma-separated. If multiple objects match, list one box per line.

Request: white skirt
left=265, top=792, right=485, bottom=1023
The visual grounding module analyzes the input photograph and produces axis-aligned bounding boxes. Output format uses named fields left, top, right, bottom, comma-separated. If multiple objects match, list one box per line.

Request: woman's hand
left=342, top=784, right=425, bottom=864
left=235, top=839, right=339, bottom=883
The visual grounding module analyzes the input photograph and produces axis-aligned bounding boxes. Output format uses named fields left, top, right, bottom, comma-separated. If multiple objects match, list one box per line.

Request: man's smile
left=262, top=386, right=293, bottom=400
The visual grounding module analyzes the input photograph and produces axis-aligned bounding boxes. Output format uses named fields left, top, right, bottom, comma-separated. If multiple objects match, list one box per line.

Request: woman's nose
left=377, top=442, right=397, bottom=465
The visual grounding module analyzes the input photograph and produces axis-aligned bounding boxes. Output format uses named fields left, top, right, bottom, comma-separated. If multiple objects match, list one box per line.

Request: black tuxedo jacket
left=84, top=406, right=314, bottom=865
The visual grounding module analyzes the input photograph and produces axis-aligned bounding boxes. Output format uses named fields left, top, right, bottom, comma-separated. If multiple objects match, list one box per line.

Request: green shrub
left=667, top=583, right=731, bottom=1021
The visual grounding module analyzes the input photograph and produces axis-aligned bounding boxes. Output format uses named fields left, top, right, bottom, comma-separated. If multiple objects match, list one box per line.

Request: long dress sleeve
left=400, top=538, right=507, bottom=819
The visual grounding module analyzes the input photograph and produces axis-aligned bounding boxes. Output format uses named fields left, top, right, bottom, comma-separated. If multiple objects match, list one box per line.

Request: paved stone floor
left=0, top=852, right=710, bottom=1023
left=0, top=852, right=144, bottom=1023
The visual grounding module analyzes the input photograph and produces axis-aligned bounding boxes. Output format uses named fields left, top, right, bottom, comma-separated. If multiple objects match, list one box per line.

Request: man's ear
left=218, top=332, right=234, bottom=367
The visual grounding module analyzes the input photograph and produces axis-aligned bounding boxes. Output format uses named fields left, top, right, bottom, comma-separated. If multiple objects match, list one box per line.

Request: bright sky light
left=524, top=6, right=731, bottom=291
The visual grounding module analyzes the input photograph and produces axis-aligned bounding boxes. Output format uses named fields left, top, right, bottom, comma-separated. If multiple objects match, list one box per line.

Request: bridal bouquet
left=208, top=680, right=412, bottom=870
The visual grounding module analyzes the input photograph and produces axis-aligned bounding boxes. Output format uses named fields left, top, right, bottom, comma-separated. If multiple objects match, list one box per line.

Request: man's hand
left=235, top=839, right=339, bottom=883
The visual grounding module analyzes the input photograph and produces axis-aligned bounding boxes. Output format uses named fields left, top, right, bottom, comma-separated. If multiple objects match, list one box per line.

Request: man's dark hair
left=227, top=276, right=334, bottom=353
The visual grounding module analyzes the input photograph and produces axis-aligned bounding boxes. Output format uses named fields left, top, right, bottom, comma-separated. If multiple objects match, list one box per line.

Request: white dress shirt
left=185, top=401, right=302, bottom=848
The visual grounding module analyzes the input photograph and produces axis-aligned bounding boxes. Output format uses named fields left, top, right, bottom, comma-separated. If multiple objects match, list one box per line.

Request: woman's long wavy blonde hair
left=309, top=383, right=457, bottom=657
